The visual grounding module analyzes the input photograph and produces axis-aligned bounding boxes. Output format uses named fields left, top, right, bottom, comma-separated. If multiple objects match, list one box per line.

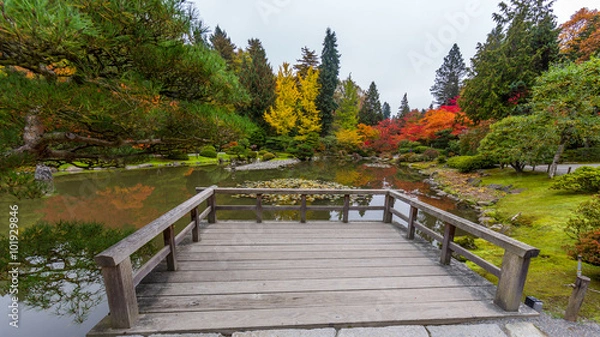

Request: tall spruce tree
left=294, top=46, right=320, bottom=80
left=358, top=81, right=383, bottom=126
left=210, top=25, right=237, bottom=69
left=316, top=28, right=341, bottom=135
left=382, top=102, right=392, bottom=120
left=430, top=44, right=466, bottom=106
left=399, top=93, right=411, bottom=117
left=459, top=0, right=559, bottom=121
left=239, top=38, right=276, bottom=127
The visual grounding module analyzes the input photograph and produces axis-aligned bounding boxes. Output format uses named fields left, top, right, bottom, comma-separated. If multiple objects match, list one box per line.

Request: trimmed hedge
left=447, top=155, right=496, bottom=173
left=551, top=166, right=600, bottom=193
left=262, top=152, right=276, bottom=161
left=199, top=149, right=218, bottom=158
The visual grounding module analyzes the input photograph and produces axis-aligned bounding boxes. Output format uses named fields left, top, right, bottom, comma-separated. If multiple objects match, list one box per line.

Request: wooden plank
left=178, top=243, right=416, bottom=253
left=88, top=300, right=537, bottom=336
left=141, top=265, right=470, bottom=283
left=389, top=190, right=540, bottom=258
left=196, top=238, right=408, bottom=245
left=211, top=187, right=388, bottom=195
left=136, top=275, right=490, bottom=296
left=197, top=232, right=403, bottom=240
left=95, top=187, right=215, bottom=267
left=204, top=222, right=396, bottom=230
left=176, top=249, right=428, bottom=261
left=151, top=256, right=440, bottom=272
left=138, top=286, right=497, bottom=313
left=199, top=227, right=400, bottom=235
left=162, top=225, right=177, bottom=271
left=440, top=223, right=456, bottom=265
left=133, top=246, right=170, bottom=286
left=450, top=242, right=501, bottom=278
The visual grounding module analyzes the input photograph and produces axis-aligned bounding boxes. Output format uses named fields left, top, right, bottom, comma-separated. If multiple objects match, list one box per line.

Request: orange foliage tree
left=560, top=8, right=600, bottom=63
left=398, top=105, right=470, bottom=144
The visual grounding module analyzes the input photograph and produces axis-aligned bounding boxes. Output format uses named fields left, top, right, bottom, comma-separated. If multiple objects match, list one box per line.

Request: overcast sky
left=193, top=0, right=599, bottom=113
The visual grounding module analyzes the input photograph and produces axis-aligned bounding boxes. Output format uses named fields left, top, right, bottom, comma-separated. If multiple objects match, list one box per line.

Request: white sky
left=192, top=0, right=599, bottom=112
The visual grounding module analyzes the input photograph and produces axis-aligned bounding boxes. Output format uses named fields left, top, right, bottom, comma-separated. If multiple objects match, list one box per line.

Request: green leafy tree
left=382, top=102, right=392, bottom=120
left=316, top=28, right=341, bottom=136
left=430, top=44, right=466, bottom=106
left=239, top=38, right=276, bottom=127
left=358, top=81, right=383, bottom=126
left=530, top=57, right=600, bottom=178
left=459, top=0, right=560, bottom=121
left=294, top=47, right=320, bottom=80
left=0, top=0, right=251, bottom=192
left=399, top=93, right=411, bottom=117
left=333, top=75, right=361, bottom=131
left=478, top=114, right=558, bottom=172
left=210, top=25, right=237, bottom=69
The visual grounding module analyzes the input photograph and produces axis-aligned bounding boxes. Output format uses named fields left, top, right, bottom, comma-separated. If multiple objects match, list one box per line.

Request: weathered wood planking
left=88, top=300, right=537, bottom=336
left=138, top=286, right=498, bottom=313
left=178, top=243, right=415, bottom=253
left=175, top=250, right=430, bottom=261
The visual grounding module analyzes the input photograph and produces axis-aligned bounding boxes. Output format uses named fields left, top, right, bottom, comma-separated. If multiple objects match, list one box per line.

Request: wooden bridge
left=87, top=187, right=540, bottom=336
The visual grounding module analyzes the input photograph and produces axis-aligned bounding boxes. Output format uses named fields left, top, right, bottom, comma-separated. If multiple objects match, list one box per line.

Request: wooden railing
left=94, top=187, right=539, bottom=329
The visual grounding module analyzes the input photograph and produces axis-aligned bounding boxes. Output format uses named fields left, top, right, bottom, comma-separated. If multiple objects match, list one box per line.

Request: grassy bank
left=475, top=169, right=600, bottom=321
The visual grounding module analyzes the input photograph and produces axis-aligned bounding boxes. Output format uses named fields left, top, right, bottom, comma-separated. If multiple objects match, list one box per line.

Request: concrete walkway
left=527, top=163, right=600, bottom=176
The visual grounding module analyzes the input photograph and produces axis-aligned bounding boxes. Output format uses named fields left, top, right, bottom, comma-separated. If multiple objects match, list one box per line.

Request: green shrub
left=437, top=155, right=448, bottom=164
left=414, top=146, right=431, bottom=154
left=551, top=166, right=600, bottom=193
left=165, top=151, right=189, bottom=160
left=246, top=151, right=258, bottom=159
left=447, top=155, right=496, bottom=173
left=201, top=145, right=217, bottom=152
left=565, top=194, right=600, bottom=239
left=199, top=149, right=218, bottom=158
left=423, top=149, right=440, bottom=161
left=397, top=153, right=426, bottom=163
left=262, top=152, right=276, bottom=161
left=258, top=150, right=268, bottom=156
left=289, top=143, right=314, bottom=161
left=571, top=229, right=600, bottom=266
left=562, top=146, right=600, bottom=163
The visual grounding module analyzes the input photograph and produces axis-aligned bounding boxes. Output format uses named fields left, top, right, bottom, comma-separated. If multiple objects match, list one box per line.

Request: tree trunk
left=549, top=143, right=566, bottom=179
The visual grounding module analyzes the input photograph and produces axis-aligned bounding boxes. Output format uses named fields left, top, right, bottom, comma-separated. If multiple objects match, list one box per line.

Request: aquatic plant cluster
left=233, top=178, right=369, bottom=204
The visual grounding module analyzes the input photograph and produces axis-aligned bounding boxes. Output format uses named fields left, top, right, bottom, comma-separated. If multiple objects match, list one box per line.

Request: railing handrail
left=197, top=187, right=388, bottom=195
left=388, top=190, right=540, bottom=259
left=95, top=186, right=216, bottom=267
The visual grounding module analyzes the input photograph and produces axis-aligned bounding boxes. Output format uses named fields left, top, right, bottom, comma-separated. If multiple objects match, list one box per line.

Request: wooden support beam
left=256, top=194, right=263, bottom=223
left=191, top=207, right=200, bottom=242
left=494, top=251, right=531, bottom=311
left=100, top=257, right=138, bottom=329
left=207, top=192, right=217, bottom=224
left=565, top=276, right=591, bottom=322
left=407, top=206, right=419, bottom=240
left=383, top=193, right=395, bottom=223
left=440, top=223, right=456, bottom=265
left=343, top=194, right=350, bottom=223
left=300, top=195, right=307, bottom=224
left=163, top=225, right=177, bottom=271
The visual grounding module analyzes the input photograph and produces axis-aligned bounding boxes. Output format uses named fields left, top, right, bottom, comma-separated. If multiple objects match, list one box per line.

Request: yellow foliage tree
left=264, top=63, right=299, bottom=135
left=296, top=66, right=321, bottom=138
left=335, top=129, right=363, bottom=151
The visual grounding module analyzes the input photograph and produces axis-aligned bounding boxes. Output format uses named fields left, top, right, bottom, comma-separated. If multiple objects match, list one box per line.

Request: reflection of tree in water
left=0, top=221, right=154, bottom=324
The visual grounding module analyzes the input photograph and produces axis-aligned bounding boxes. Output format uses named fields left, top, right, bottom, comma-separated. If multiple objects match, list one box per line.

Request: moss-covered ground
left=469, top=169, right=600, bottom=321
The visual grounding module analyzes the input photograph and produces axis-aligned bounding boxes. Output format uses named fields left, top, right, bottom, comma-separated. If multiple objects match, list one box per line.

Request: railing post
left=342, top=194, right=350, bottom=223
left=494, top=250, right=532, bottom=311
left=207, top=190, right=217, bottom=224
left=99, top=257, right=139, bottom=329
left=163, top=224, right=178, bottom=271
left=300, top=194, right=307, bottom=223
left=440, top=222, right=456, bottom=265
left=406, top=206, right=418, bottom=240
left=191, top=207, right=200, bottom=242
left=383, top=193, right=395, bottom=223
left=565, top=276, right=591, bottom=321
left=256, top=193, right=263, bottom=223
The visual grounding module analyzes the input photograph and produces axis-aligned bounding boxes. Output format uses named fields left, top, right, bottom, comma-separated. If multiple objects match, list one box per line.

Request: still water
left=0, top=159, right=475, bottom=337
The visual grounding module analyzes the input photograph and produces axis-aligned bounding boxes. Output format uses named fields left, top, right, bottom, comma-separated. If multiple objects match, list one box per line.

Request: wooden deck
left=88, top=220, right=537, bottom=336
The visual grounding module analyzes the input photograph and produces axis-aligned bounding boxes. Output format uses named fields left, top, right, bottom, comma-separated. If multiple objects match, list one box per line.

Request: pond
left=0, top=159, right=476, bottom=337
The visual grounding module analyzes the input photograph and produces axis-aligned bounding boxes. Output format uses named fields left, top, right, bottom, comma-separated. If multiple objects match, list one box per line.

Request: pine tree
left=316, top=28, right=341, bottom=136
left=430, top=44, right=466, bottom=106
left=294, top=47, right=320, bottom=80
left=210, top=25, right=237, bottom=68
left=382, top=102, right=392, bottom=120
left=399, top=93, right=410, bottom=117
left=239, top=38, right=276, bottom=127
left=358, top=81, right=383, bottom=126
left=459, top=0, right=559, bottom=121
